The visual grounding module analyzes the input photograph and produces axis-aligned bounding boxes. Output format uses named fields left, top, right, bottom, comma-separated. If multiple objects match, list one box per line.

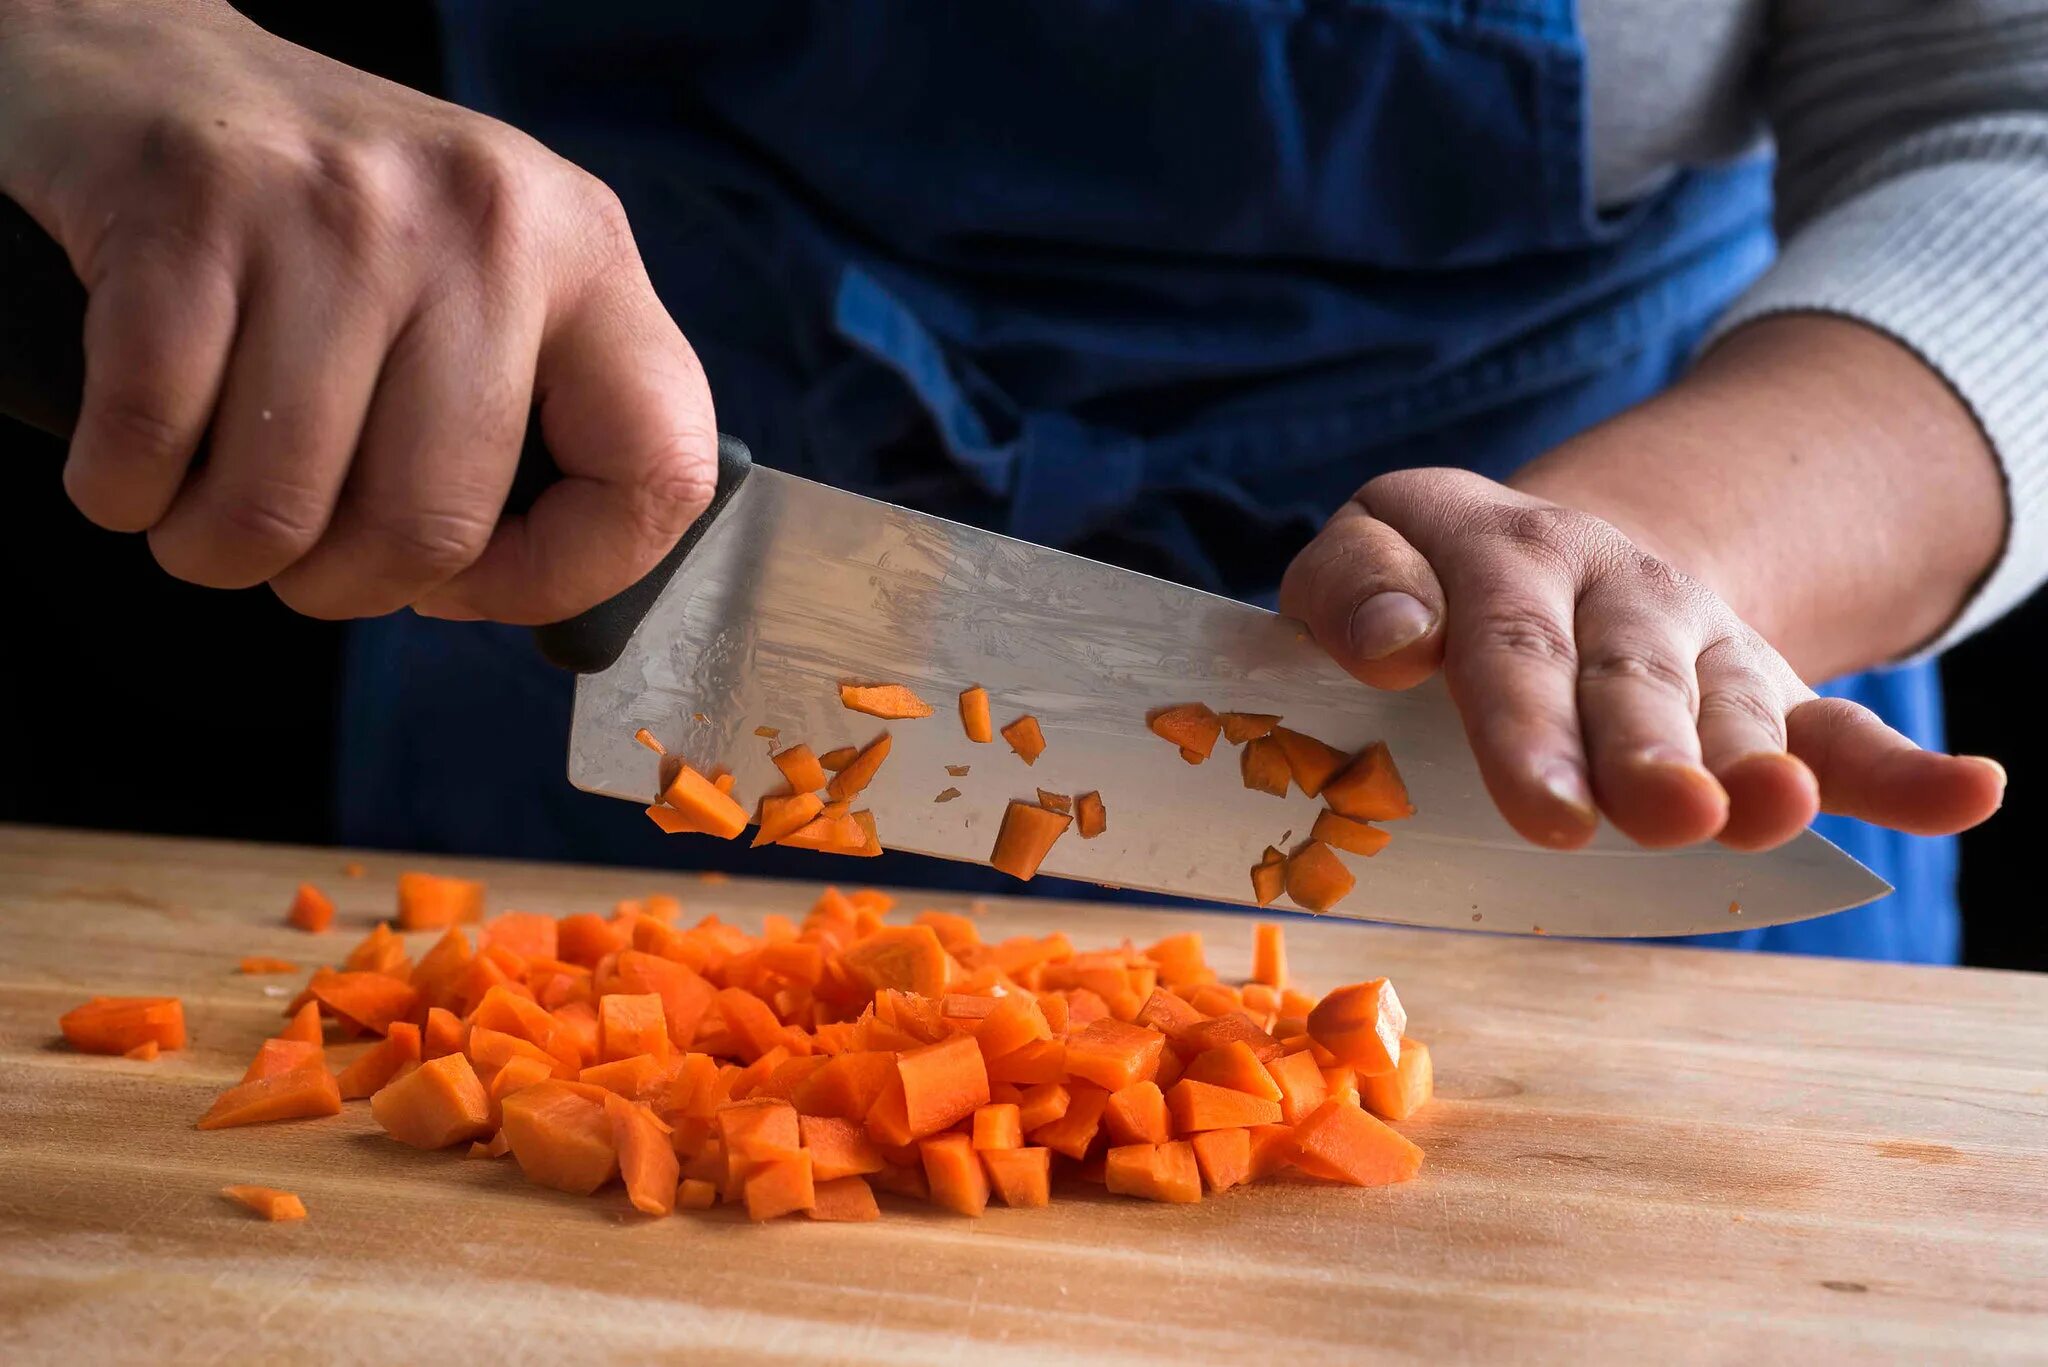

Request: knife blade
left=568, top=464, right=1891, bottom=936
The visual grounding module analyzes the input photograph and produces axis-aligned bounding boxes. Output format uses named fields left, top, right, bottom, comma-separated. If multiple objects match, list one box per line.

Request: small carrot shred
left=1000, top=715, right=1046, bottom=765
left=238, top=956, right=300, bottom=974
left=220, top=1185, right=307, bottom=1221
left=123, top=1040, right=160, bottom=1062
left=1322, top=741, right=1416, bottom=822
left=660, top=765, right=751, bottom=840
left=1219, top=712, right=1280, bottom=745
left=633, top=728, right=666, bottom=756
left=1270, top=729, right=1348, bottom=798
left=1249, top=855, right=1285, bottom=907
left=934, top=787, right=962, bottom=803
left=1307, top=979, right=1406, bottom=1075
left=1311, top=810, right=1392, bottom=857
left=959, top=686, right=994, bottom=744
left=1239, top=736, right=1291, bottom=797
left=1147, top=703, right=1221, bottom=761
left=60, top=996, right=186, bottom=1055
left=989, top=800, right=1072, bottom=881
left=342, top=862, right=365, bottom=879
left=1074, top=791, right=1106, bottom=839
left=396, top=872, right=484, bottom=930
left=285, top=883, right=335, bottom=934
left=1035, top=789, right=1072, bottom=813
left=752, top=792, right=825, bottom=848
left=819, top=746, right=859, bottom=772
left=826, top=733, right=892, bottom=802
left=945, top=764, right=970, bottom=777
left=755, top=726, right=780, bottom=739
left=771, top=744, right=829, bottom=795
left=1251, top=924, right=1287, bottom=990
left=1284, top=841, right=1356, bottom=913
left=839, top=683, right=935, bottom=720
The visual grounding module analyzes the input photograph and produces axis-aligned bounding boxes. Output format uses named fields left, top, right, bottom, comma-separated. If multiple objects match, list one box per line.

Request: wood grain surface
left=2, top=826, right=2044, bottom=1365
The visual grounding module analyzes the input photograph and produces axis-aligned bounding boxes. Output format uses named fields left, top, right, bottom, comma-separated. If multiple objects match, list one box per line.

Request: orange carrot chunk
left=1251, top=923, right=1287, bottom=990
left=500, top=1081, right=619, bottom=1195
left=751, top=792, right=824, bottom=849
left=1310, top=810, right=1393, bottom=857
left=1105, top=1141, right=1202, bottom=1203
left=959, top=685, right=994, bottom=744
left=771, top=744, right=829, bottom=795
left=826, top=733, right=893, bottom=801
left=1167, top=1078, right=1283, bottom=1131
left=371, top=1053, right=493, bottom=1149
left=396, top=871, right=484, bottom=930
left=819, top=746, right=859, bottom=772
left=1191, top=1127, right=1253, bottom=1193
left=806, top=1175, right=881, bottom=1222
left=744, top=1150, right=817, bottom=1220
left=1219, top=712, right=1281, bottom=744
left=1000, top=715, right=1046, bottom=765
left=198, top=1062, right=343, bottom=1130
left=1360, top=1038, right=1433, bottom=1122
left=123, top=1040, right=160, bottom=1061
left=1289, top=1098, right=1424, bottom=1186
left=604, top=1092, right=681, bottom=1216
left=840, top=924, right=951, bottom=997
left=1284, top=841, right=1356, bottom=913
left=220, top=1185, right=307, bottom=1221
left=1307, top=978, right=1407, bottom=1075
left=1249, top=856, right=1285, bottom=907
left=660, top=765, right=751, bottom=840
left=633, top=727, right=666, bottom=755
left=980, top=1146, right=1053, bottom=1208
left=1105, top=1081, right=1171, bottom=1146
left=1065, top=1017, right=1167, bottom=1092
left=897, top=1033, right=991, bottom=1138
left=1075, top=791, right=1107, bottom=839
left=1322, top=741, right=1416, bottom=822
left=1147, top=703, right=1221, bottom=760
left=337, top=1021, right=423, bottom=1100
left=310, top=971, right=420, bottom=1036
left=989, top=800, right=1072, bottom=881
left=919, top=1132, right=990, bottom=1217
left=60, top=996, right=187, bottom=1055
left=840, top=682, right=935, bottom=719
left=287, top=883, right=335, bottom=933
left=1239, top=736, right=1291, bottom=797
left=1182, top=1041, right=1284, bottom=1102
left=1270, top=728, right=1348, bottom=798
left=238, top=956, right=301, bottom=974
left=676, top=1177, right=719, bottom=1210
left=1035, top=788, right=1072, bottom=813
left=971, top=1103, right=1024, bottom=1151
left=1265, top=1050, right=1330, bottom=1125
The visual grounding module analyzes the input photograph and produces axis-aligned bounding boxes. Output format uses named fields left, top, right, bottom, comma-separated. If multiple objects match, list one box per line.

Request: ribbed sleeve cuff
left=1704, top=122, right=2048, bottom=657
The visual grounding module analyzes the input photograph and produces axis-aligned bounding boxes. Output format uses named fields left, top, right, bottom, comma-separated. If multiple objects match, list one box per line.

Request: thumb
left=1280, top=499, right=1446, bottom=689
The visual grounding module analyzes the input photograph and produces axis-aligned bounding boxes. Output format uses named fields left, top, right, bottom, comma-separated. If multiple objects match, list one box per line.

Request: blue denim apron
left=348, top=0, right=1955, bottom=963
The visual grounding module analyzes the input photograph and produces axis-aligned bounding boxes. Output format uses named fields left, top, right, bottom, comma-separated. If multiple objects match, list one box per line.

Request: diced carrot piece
left=311, top=971, right=419, bottom=1037
left=719, top=1097, right=802, bottom=1162
left=1029, top=1083, right=1108, bottom=1160
left=777, top=811, right=871, bottom=854
left=371, top=1053, right=492, bottom=1149
left=397, top=871, right=484, bottom=930
left=919, top=1132, right=990, bottom=1217
left=850, top=810, right=883, bottom=857
left=1000, top=715, right=1046, bottom=765
left=769, top=743, right=829, bottom=795
left=579, top=1053, right=665, bottom=1098
left=1183, top=1041, right=1284, bottom=1101
left=1219, top=712, right=1280, bottom=744
left=599, top=993, right=672, bottom=1064
left=840, top=682, right=934, bottom=719
left=556, top=913, right=629, bottom=969
left=989, top=800, right=1072, bottom=881
left=417, top=1007, right=461, bottom=1061
left=1105, top=1141, right=1202, bottom=1203
left=123, top=1040, right=159, bottom=1061
left=337, top=1021, right=423, bottom=1100
left=1247, top=1123, right=1299, bottom=1178
left=277, top=998, right=323, bottom=1045
left=1311, top=810, right=1392, bottom=859
left=676, top=1177, right=719, bottom=1210
left=1178, top=746, right=1205, bottom=764
left=1284, top=841, right=1356, bottom=913
left=959, top=686, right=994, bottom=744
left=479, top=911, right=556, bottom=965
left=1251, top=923, right=1287, bottom=990
left=287, top=883, right=335, bottom=933
left=819, top=746, right=859, bottom=771
left=60, top=996, right=186, bottom=1055
left=1147, top=703, right=1221, bottom=760
left=744, top=1149, right=817, bottom=1220
left=1289, top=1098, right=1424, bottom=1186
left=1360, top=1038, right=1433, bottom=1122
left=604, top=1092, right=681, bottom=1216
left=220, top=1185, right=307, bottom=1221
left=646, top=805, right=697, bottom=834
left=614, top=951, right=717, bottom=1050
left=1239, top=736, right=1291, bottom=796
left=1135, top=988, right=1204, bottom=1040
left=1264, top=1049, right=1330, bottom=1124
left=841, top=924, right=951, bottom=997
left=1105, top=1081, right=1171, bottom=1145
left=898, top=1034, right=990, bottom=1138
left=791, top=1051, right=898, bottom=1120
left=342, top=922, right=409, bottom=977
left=1321, top=1064, right=1361, bottom=1108
left=198, top=1062, right=343, bottom=1130
left=752, top=792, right=825, bottom=848
left=238, top=956, right=300, bottom=974
left=1035, top=788, right=1072, bottom=813
left=807, top=1175, right=881, bottom=1222
left=1167, top=1078, right=1282, bottom=1132
left=826, top=733, right=893, bottom=801
left=1016, top=1082, right=1070, bottom=1132
left=1270, top=728, right=1348, bottom=797
left=1191, top=1126, right=1253, bottom=1193
left=1063, top=1017, right=1166, bottom=1092
left=971, top=1103, right=1023, bottom=1151
left=500, top=1081, right=619, bottom=1195
left=658, top=765, right=750, bottom=840
left=1322, top=741, right=1415, bottom=822
left=980, top=1146, right=1052, bottom=1208
left=633, top=727, right=666, bottom=755
left=242, top=1037, right=322, bottom=1084
left=798, top=1114, right=887, bottom=1181
left=1175, top=1012, right=1282, bottom=1061
left=1075, top=791, right=1106, bottom=839
left=1307, top=978, right=1406, bottom=1075
left=1250, top=857, right=1285, bottom=907
left=967, top=995, right=1051, bottom=1064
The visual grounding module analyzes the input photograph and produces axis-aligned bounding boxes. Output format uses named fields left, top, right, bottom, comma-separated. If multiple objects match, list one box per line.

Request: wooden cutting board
left=2, top=826, right=2044, bottom=1365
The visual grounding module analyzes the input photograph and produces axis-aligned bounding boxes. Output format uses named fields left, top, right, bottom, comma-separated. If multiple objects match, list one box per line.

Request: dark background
left=3, top=3, right=2038, bottom=971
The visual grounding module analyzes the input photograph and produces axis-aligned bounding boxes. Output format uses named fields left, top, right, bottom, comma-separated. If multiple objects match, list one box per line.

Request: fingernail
left=1631, top=745, right=1728, bottom=800
left=1539, top=761, right=1597, bottom=823
left=1961, top=755, right=2008, bottom=789
left=1346, top=592, right=1434, bottom=661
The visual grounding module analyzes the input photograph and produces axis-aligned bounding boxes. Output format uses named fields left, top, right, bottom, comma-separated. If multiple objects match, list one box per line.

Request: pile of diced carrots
left=62, top=874, right=1432, bottom=1222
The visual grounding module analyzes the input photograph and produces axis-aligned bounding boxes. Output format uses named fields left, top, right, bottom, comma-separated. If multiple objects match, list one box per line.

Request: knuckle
left=435, top=130, right=541, bottom=262
left=1698, top=683, right=1785, bottom=740
left=86, top=391, right=192, bottom=467
left=629, top=433, right=719, bottom=541
left=211, top=479, right=330, bottom=563
left=1468, top=597, right=1576, bottom=669
left=363, top=506, right=496, bottom=579
left=1484, top=502, right=1600, bottom=576
left=298, top=141, right=405, bottom=258
left=570, top=171, right=639, bottom=262
left=1579, top=642, right=1698, bottom=706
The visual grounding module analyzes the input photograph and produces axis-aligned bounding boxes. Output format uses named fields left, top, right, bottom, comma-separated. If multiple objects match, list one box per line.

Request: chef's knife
left=0, top=195, right=1891, bottom=934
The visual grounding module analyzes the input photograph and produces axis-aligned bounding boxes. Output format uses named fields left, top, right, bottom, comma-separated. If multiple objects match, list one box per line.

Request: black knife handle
left=0, top=192, right=747, bottom=674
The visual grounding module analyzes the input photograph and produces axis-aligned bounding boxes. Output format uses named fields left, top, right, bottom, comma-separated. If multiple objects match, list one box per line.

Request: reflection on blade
left=569, top=467, right=1890, bottom=937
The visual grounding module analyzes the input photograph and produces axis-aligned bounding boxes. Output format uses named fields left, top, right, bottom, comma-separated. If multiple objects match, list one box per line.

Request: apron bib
left=357, top=0, right=1953, bottom=962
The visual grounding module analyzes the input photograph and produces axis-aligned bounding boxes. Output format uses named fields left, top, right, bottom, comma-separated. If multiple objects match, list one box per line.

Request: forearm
left=1510, top=313, right=2005, bottom=683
